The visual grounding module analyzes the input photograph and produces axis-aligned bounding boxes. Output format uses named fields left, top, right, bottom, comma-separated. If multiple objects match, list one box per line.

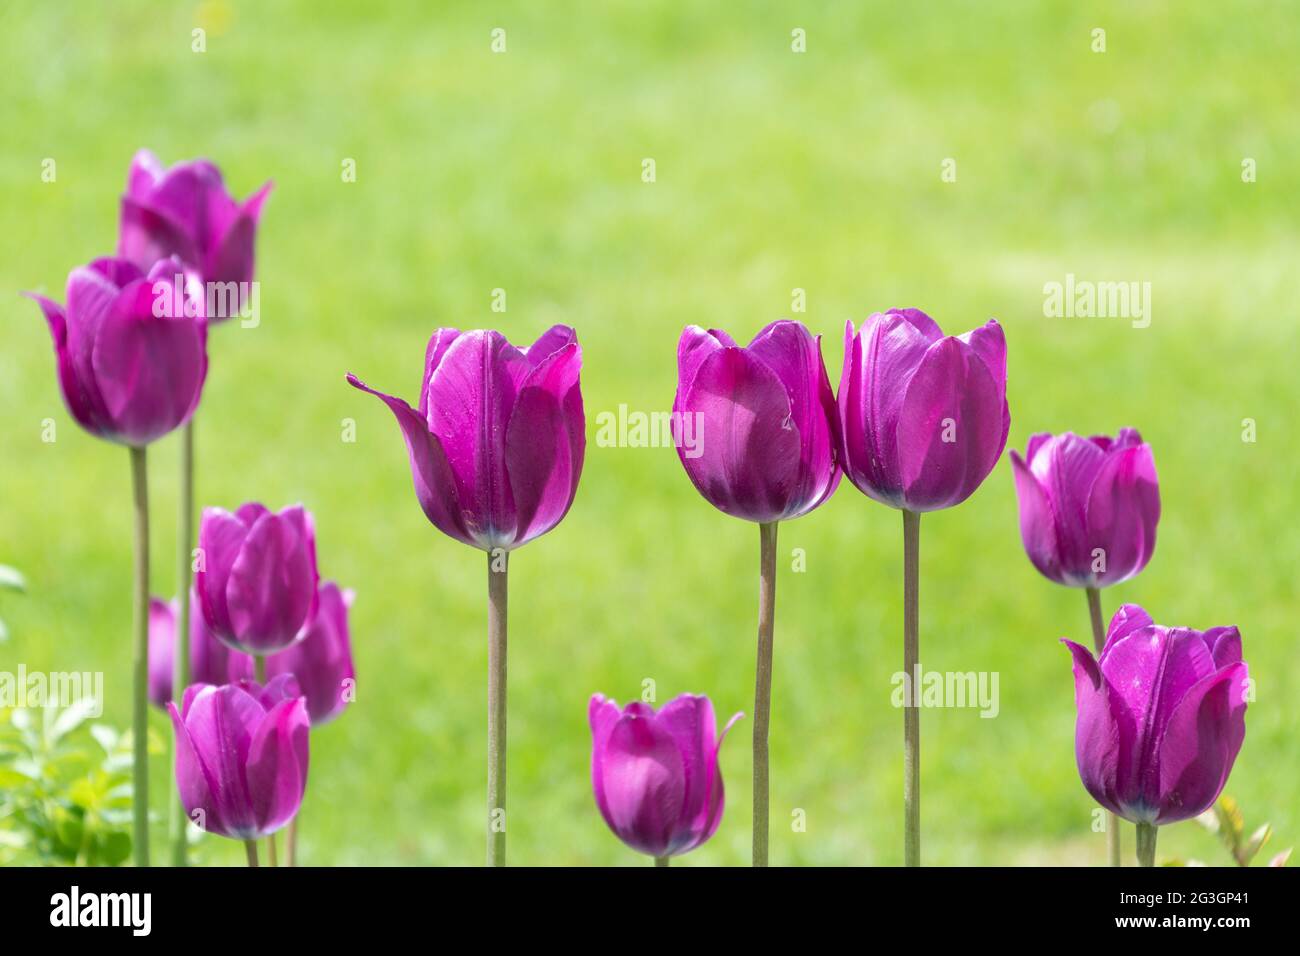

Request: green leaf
left=49, top=698, right=99, bottom=743
left=1241, top=823, right=1272, bottom=865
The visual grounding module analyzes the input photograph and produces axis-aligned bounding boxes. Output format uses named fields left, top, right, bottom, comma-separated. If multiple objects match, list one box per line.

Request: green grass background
left=1, top=1, right=1296, bottom=866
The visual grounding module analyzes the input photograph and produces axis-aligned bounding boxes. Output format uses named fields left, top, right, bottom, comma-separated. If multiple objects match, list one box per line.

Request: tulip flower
left=1011, top=429, right=1160, bottom=589
left=1062, top=604, right=1249, bottom=866
left=118, top=149, right=272, bottom=296
left=168, top=677, right=310, bottom=864
left=118, top=150, right=272, bottom=865
left=837, top=308, right=1009, bottom=866
left=1011, top=428, right=1160, bottom=865
left=589, top=693, right=743, bottom=864
left=27, top=256, right=208, bottom=448
left=348, top=326, right=584, bottom=865
left=195, top=502, right=319, bottom=657
left=26, top=254, right=209, bottom=867
left=148, top=591, right=254, bottom=707
left=266, top=582, right=356, bottom=726
left=671, top=320, right=838, bottom=866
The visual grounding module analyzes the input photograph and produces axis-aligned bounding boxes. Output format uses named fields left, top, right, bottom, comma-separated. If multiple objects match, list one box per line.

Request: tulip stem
left=1085, top=586, right=1122, bottom=867
left=655, top=856, right=670, bottom=867
left=130, top=445, right=150, bottom=868
left=251, top=653, right=277, bottom=866
left=170, top=418, right=195, bottom=867
left=753, top=521, right=778, bottom=867
left=1136, top=822, right=1157, bottom=867
left=487, top=549, right=508, bottom=867
left=244, top=840, right=259, bottom=867
left=287, top=814, right=299, bottom=866
left=903, top=509, right=920, bottom=868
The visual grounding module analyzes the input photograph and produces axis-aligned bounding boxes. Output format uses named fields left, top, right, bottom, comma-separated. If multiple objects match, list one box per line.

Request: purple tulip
left=148, top=590, right=254, bottom=708
left=838, top=309, right=1009, bottom=512
left=1062, top=604, right=1249, bottom=825
left=589, top=693, right=743, bottom=859
left=26, top=256, right=207, bottom=447
left=266, top=582, right=356, bottom=725
left=347, top=326, right=585, bottom=551
left=118, top=149, right=272, bottom=297
left=196, top=502, right=320, bottom=655
left=1010, top=429, right=1160, bottom=588
left=167, top=677, right=309, bottom=840
left=673, top=321, right=840, bottom=523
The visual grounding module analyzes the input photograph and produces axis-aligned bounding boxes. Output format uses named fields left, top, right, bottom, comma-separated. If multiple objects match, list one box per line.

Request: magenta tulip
left=118, top=149, right=271, bottom=297
left=26, top=256, right=207, bottom=447
left=347, top=326, right=585, bottom=551
left=1010, top=428, right=1160, bottom=588
left=590, top=693, right=743, bottom=861
left=167, top=677, right=309, bottom=840
left=196, top=503, right=319, bottom=655
left=673, top=321, right=840, bottom=523
left=148, top=590, right=254, bottom=707
left=266, top=582, right=356, bottom=725
left=1063, top=604, right=1248, bottom=827
left=838, top=309, right=1009, bottom=512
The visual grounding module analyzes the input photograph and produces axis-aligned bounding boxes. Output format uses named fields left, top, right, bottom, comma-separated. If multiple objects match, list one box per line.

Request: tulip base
left=1086, top=587, right=1122, bottom=868
left=655, top=856, right=670, bottom=867
left=753, top=521, right=778, bottom=867
left=487, top=549, right=508, bottom=867
left=903, top=509, right=920, bottom=867
left=130, top=446, right=150, bottom=868
left=245, top=840, right=259, bottom=867
left=1136, top=822, right=1157, bottom=867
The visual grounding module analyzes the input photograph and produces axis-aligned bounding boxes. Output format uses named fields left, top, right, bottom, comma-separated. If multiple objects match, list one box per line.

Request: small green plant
left=1163, top=795, right=1292, bottom=867
left=0, top=563, right=24, bottom=643
left=0, top=699, right=157, bottom=866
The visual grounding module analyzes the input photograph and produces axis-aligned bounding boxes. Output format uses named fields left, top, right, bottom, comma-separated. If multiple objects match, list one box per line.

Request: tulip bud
left=347, top=326, right=585, bottom=551
left=118, top=149, right=272, bottom=295
left=196, top=503, right=320, bottom=655
left=672, top=321, right=840, bottom=522
left=1062, top=604, right=1248, bottom=825
left=838, top=309, right=1009, bottom=512
left=589, top=693, right=742, bottom=859
left=26, top=256, right=208, bottom=447
left=167, top=678, right=309, bottom=840
left=1010, top=429, right=1160, bottom=588
left=148, top=590, right=254, bottom=707
left=266, top=582, right=356, bottom=725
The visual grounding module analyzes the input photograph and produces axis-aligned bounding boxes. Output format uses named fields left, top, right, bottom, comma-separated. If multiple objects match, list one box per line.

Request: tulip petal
left=1100, top=603, right=1154, bottom=658
left=168, top=700, right=225, bottom=836
left=1062, top=639, right=1125, bottom=816
left=675, top=345, right=801, bottom=522
left=424, top=331, right=533, bottom=545
left=183, top=684, right=264, bottom=838
left=196, top=508, right=250, bottom=638
left=655, top=694, right=716, bottom=827
left=693, top=709, right=743, bottom=852
left=245, top=698, right=310, bottom=836
left=1010, top=449, right=1061, bottom=583
left=225, top=507, right=318, bottom=651
left=418, top=328, right=462, bottom=417
left=523, top=324, right=576, bottom=365
left=1085, top=443, right=1160, bottom=586
left=676, top=325, right=729, bottom=400
left=597, top=711, right=688, bottom=858
left=1205, top=626, right=1243, bottom=668
left=204, top=181, right=272, bottom=288
left=505, top=341, right=585, bottom=546
left=347, top=373, right=473, bottom=547
left=896, top=336, right=1004, bottom=511
left=126, top=149, right=164, bottom=199
left=1154, top=662, right=1249, bottom=824
left=749, top=321, right=840, bottom=517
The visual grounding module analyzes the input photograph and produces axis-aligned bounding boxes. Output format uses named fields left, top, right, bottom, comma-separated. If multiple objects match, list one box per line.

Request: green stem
left=1136, top=822, right=1157, bottom=867
left=487, top=549, right=508, bottom=866
left=903, top=509, right=920, bottom=867
left=130, top=445, right=150, bottom=868
left=287, top=812, right=299, bottom=867
left=170, top=419, right=195, bottom=867
left=245, top=840, right=259, bottom=867
left=1086, top=586, right=1122, bottom=867
left=655, top=856, right=670, bottom=867
left=255, top=655, right=266, bottom=685
left=753, top=521, right=778, bottom=867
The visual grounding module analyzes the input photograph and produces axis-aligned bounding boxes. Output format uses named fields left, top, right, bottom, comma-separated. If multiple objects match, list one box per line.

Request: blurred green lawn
left=1, top=1, right=1296, bottom=865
